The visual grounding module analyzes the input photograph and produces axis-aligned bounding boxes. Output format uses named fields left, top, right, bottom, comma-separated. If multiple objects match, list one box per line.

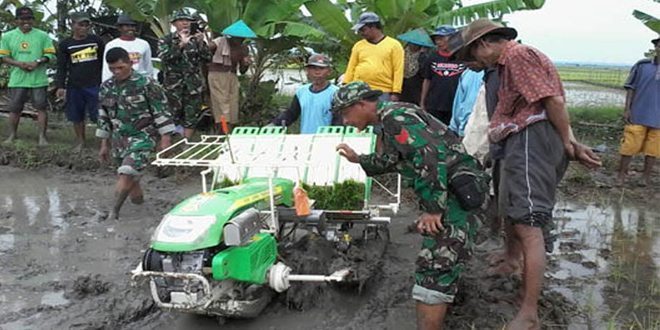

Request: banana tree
left=103, top=0, right=188, bottom=37
left=633, top=9, right=660, bottom=33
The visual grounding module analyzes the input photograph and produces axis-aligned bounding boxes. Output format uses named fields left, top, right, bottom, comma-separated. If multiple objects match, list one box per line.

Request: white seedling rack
left=153, top=126, right=401, bottom=214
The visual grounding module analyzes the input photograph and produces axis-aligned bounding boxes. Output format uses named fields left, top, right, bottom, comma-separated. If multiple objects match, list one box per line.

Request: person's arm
left=343, top=44, right=359, bottom=83
left=143, top=41, right=154, bottom=77
left=158, top=34, right=181, bottom=63
left=271, top=95, right=301, bottom=126
left=390, top=41, right=404, bottom=97
left=101, top=44, right=111, bottom=82
left=96, top=87, right=112, bottom=162
left=238, top=45, right=250, bottom=75
left=420, top=79, right=430, bottom=111
left=145, top=78, right=176, bottom=138
left=623, top=89, right=635, bottom=123
left=39, top=35, right=56, bottom=64
left=55, top=40, right=68, bottom=89
left=97, top=37, right=106, bottom=77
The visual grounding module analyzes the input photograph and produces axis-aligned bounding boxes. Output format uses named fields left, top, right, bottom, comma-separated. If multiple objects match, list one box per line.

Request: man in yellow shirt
left=343, top=12, right=404, bottom=101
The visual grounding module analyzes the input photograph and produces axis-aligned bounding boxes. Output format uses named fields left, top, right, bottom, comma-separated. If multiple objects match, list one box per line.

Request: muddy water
left=562, top=82, right=626, bottom=108
left=1, top=166, right=657, bottom=329
left=550, top=200, right=660, bottom=329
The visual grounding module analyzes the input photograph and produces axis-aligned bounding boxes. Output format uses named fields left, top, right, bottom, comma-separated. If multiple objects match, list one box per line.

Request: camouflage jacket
left=96, top=72, right=175, bottom=142
left=158, top=32, right=211, bottom=80
left=358, top=101, right=480, bottom=214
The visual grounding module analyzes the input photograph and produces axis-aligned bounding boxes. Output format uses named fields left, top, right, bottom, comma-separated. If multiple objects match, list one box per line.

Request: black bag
left=448, top=170, right=487, bottom=210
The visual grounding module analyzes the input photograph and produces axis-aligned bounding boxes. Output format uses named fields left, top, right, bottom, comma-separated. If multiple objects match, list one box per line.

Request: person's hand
left=242, top=56, right=252, bottom=66
left=623, top=110, right=631, bottom=124
left=179, top=30, right=191, bottom=47
left=563, top=140, right=576, bottom=160
left=336, top=143, right=359, bottom=163
left=389, top=93, right=400, bottom=102
left=159, top=134, right=172, bottom=151
left=99, top=145, right=110, bottom=163
left=56, top=88, right=66, bottom=102
left=416, top=212, right=444, bottom=235
left=25, top=61, right=39, bottom=71
left=572, top=141, right=602, bottom=169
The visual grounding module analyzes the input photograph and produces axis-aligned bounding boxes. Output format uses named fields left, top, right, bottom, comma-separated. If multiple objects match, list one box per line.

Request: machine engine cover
left=224, top=208, right=261, bottom=246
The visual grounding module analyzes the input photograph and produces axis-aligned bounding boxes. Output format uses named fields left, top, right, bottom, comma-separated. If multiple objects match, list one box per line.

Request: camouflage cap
left=170, top=9, right=194, bottom=22
left=331, top=81, right=382, bottom=113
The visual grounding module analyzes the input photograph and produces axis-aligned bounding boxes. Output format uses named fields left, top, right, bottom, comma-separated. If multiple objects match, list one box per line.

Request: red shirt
left=489, top=41, right=564, bottom=142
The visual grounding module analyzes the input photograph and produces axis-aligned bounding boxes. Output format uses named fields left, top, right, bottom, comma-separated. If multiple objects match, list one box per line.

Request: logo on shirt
left=20, top=42, right=29, bottom=50
left=71, top=46, right=98, bottom=63
left=431, top=62, right=465, bottom=78
left=129, top=52, right=142, bottom=65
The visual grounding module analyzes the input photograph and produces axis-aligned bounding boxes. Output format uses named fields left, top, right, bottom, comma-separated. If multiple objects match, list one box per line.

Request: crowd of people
left=1, top=6, right=658, bottom=330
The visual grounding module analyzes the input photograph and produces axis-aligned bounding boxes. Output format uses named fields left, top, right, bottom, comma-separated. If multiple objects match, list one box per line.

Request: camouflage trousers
left=412, top=197, right=478, bottom=305
left=164, top=75, right=204, bottom=129
left=112, top=135, right=156, bottom=176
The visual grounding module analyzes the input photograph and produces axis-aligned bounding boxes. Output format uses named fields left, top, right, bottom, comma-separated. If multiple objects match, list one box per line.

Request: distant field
left=557, top=65, right=630, bottom=89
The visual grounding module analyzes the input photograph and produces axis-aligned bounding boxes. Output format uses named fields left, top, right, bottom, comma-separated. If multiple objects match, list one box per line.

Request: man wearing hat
left=397, top=28, right=435, bottom=105
left=420, top=25, right=465, bottom=125
left=450, top=18, right=601, bottom=329
left=343, top=12, right=404, bottom=102
left=270, top=54, right=340, bottom=133
left=334, top=81, right=487, bottom=329
left=56, top=12, right=105, bottom=152
left=207, top=20, right=255, bottom=133
left=158, top=9, right=212, bottom=139
left=0, top=6, right=56, bottom=145
left=617, top=37, right=660, bottom=186
left=101, top=14, right=153, bottom=82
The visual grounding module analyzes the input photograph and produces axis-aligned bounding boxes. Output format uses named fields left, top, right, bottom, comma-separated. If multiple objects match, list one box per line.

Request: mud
left=1, top=162, right=658, bottom=330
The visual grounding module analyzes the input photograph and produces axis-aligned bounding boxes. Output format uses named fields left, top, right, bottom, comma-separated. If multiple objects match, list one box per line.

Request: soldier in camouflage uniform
left=334, top=81, right=486, bottom=329
left=97, top=47, right=175, bottom=219
left=158, top=9, right=212, bottom=139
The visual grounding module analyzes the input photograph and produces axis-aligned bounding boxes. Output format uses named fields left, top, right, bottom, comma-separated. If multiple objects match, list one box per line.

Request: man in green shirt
left=0, top=7, right=56, bottom=146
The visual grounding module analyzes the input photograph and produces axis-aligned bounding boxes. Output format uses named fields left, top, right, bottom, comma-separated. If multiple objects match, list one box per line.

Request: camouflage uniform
left=96, top=72, right=175, bottom=176
left=158, top=13, right=212, bottom=129
left=333, top=81, right=485, bottom=305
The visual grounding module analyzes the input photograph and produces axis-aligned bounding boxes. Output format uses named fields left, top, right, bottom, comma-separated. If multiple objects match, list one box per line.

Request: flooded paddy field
left=0, top=161, right=657, bottom=329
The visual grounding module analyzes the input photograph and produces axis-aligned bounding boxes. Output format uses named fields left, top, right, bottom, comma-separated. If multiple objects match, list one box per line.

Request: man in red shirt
left=450, top=19, right=601, bottom=329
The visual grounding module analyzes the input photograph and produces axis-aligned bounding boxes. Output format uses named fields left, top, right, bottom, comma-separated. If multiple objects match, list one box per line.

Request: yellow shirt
left=344, top=36, right=404, bottom=94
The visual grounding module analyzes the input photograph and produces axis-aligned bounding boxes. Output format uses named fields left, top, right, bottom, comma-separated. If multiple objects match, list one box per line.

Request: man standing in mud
left=97, top=47, right=175, bottom=219
left=616, top=37, right=660, bottom=187
left=450, top=19, right=601, bottom=329
left=159, top=9, right=212, bottom=139
left=334, top=81, right=486, bottom=329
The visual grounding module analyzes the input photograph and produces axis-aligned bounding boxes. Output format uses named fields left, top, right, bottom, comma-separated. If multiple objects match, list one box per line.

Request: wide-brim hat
left=222, top=19, right=257, bottom=38
left=397, top=28, right=435, bottom=48
left=449, top=18, right=517, bottom=61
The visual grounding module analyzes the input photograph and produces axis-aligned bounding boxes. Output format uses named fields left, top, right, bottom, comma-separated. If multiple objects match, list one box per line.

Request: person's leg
left=227, top=72, right=240, bottom=133
left=412, top=199, right=474, bottom=329
left=641, top=128, right=660, bottom=186
left=31, top=87, right=50, bottom=145
left=618, top=125, right=644, bottom=184
left=66, top=87, right=86, bottom=151
left=4, top=88, right=28, bottom=143
left=129, top=178, right=144, bottom=204
left=110, top=174, right=135, bottom=219
left=416, top=302, right=449, bottom=330
left=507, top=224, right=544, bottom=330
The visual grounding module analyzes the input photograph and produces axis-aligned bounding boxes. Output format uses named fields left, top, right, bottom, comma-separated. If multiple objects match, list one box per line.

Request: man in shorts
left=56, top=12, right=105, bottom=152
left=97, top=47, right=174, bottom=219
left=0, top=7, right=56, bottom=145
left=451, top=19, right=601, bottom=329
left=617, top=37, right=660, bottom=187
left=334, top=81, right=486, bottom=329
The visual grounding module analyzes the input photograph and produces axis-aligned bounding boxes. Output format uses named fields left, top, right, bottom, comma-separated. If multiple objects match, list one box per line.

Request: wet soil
left=1, top=144, right=658, bottom=329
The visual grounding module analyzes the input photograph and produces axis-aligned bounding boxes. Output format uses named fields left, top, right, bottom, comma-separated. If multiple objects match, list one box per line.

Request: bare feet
left=38, top=135, right=49, bottom=146
left=506, top=313, right=540, bottom=330
left=130, top=194, right=144, bottom=205
left=3, top=134, right=16, bottom=144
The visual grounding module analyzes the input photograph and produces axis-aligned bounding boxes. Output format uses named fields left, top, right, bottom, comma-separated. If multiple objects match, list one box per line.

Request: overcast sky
left=484, top=0, right=659, bottom=65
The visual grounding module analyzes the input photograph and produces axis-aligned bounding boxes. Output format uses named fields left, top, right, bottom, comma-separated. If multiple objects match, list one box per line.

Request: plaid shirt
left=489, top=41, right=564, bottom=143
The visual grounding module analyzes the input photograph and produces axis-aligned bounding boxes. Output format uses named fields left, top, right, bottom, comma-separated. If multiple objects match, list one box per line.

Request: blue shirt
left=449, top=69, right=484, bottom=136
left=297, top=83, right=339, bottom=134
left=625, top=59, right=660, bottom=128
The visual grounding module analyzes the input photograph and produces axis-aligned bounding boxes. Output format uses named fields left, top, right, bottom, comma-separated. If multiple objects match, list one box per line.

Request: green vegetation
left=568, top=106, right=622, bottom=124
left=557, top=65, right=629, bottom=89
left=304, top=180, right=365, bottom=211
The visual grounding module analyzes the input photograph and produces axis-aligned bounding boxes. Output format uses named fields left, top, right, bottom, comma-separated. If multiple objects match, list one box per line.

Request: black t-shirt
left=422, top=51, right=465, bottom=117
left=56, top=34, right=105, bottom=89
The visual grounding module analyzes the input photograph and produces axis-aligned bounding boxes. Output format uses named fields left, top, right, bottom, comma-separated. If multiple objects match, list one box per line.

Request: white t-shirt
left=102, top=37, right=154, bottom=82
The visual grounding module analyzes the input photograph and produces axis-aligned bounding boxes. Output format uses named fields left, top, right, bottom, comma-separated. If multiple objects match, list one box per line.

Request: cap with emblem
left=331, top=81, right=382, bottom=113
left=15, top=7, right=34, bottom=19
left=430, top=25, right=456, bottom=37
left=305, top=54, right=332, bottom=68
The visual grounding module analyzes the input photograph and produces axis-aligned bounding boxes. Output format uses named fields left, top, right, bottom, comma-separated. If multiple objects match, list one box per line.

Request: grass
left=558, top=65, right=630, bottom=89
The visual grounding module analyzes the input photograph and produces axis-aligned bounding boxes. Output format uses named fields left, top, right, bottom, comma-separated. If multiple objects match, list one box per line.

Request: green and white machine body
left=131, top=126, right=401, bottom=318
